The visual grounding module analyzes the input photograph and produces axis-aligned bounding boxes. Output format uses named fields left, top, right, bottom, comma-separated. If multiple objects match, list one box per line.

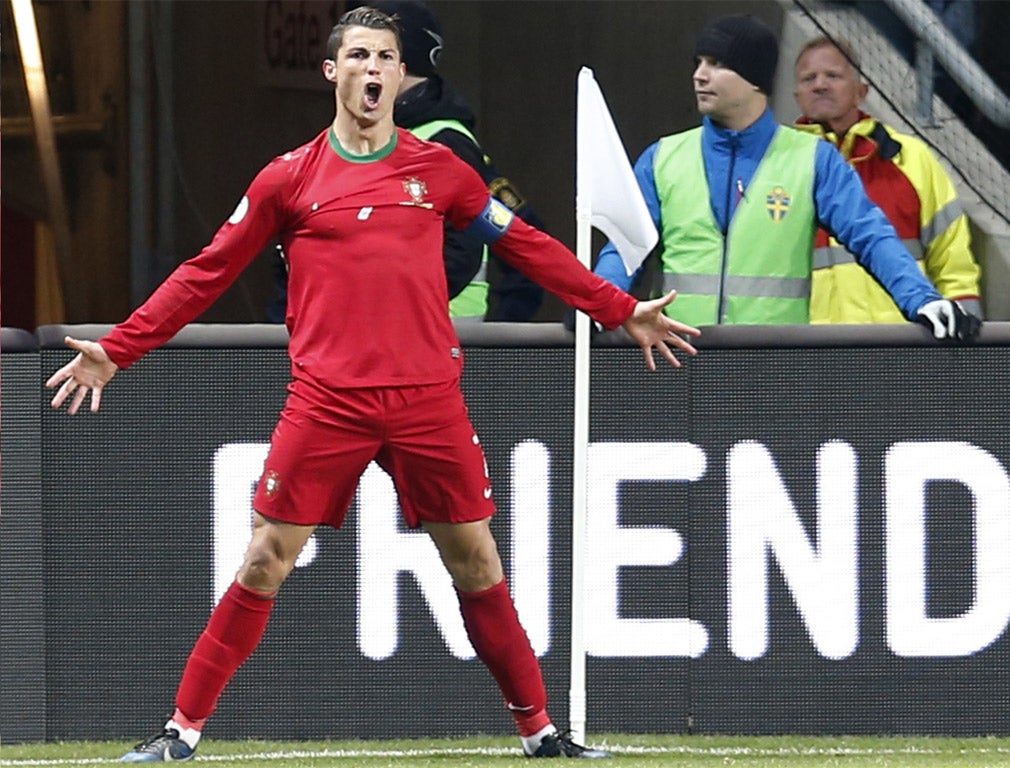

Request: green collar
left=328, top=126, right=398, bottom=162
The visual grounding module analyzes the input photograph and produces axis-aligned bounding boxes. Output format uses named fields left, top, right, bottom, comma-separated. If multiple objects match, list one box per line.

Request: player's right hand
left=624, top=290, right=701, bottom=371
left=45, top=336, right=119, bottom=415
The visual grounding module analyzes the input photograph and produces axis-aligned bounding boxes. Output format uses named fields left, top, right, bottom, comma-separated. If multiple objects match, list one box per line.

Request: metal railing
left=885, top=0, right=1010, bottom=127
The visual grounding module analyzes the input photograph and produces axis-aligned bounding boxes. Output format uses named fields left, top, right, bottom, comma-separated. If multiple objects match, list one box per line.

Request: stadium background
left=3, top=0, right=1008, bottom=329
left=4, top=323, right=1010, bottom=743
left=3, top=0, right=1010, bottom=750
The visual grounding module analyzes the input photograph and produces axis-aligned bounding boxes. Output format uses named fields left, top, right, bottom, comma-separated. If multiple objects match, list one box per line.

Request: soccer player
left=45, top=6, right=699, bottom=762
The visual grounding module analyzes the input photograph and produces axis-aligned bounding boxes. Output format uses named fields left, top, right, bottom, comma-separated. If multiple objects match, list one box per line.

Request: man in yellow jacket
left=794, top=36, right=983, bottom=323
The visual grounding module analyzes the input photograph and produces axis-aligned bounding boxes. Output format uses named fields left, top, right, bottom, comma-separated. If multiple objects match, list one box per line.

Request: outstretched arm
left=623, top=290, right=701, bottom=371
left=45, top=336, right=119, bottom=415
left=813, top=142, right=942, bottom=318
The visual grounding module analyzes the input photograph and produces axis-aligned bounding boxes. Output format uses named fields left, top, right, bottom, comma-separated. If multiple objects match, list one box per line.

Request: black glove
left=916, top=299, right=982, bottom=342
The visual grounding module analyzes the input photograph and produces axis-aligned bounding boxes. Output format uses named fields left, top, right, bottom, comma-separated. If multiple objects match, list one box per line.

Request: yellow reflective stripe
left=662, top=273, right=810, bottom=299
left=921, top=198, right=964, bottom=247
left=812, top=245, right=854, bottom=270
left=813, top=239, right=922, bottom=270
left=409, top=119, right=478, bottom=144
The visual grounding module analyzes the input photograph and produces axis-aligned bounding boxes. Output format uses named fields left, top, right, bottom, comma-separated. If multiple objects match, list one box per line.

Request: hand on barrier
left=916, top=299, right=982, bottom=343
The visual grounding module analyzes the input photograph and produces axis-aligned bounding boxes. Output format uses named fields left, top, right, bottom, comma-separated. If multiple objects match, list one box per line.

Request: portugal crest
left=765, top=186, right=791, bottom=222
left=263, top=469, right=281, bottom=498
left=402, top=177, right=430, bottom=206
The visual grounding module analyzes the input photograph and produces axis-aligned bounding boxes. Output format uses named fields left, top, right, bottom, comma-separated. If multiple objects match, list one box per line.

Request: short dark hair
left=368, top=1, right=443, bottom=78
left=326, top=6, right=403, bottom=60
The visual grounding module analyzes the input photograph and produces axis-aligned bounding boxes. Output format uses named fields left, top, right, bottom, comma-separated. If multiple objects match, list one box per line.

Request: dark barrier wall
left=4, top=323, right=1010, bottom=742
left=0, top=329, right=44, bottom=742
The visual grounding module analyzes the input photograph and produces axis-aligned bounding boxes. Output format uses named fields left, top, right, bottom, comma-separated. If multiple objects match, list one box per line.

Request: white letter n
left=728, top=440, right=858, bottom=661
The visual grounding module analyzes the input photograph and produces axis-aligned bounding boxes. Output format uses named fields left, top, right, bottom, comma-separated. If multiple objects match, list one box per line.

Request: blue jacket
left=595, top=109, right=942, bottom=320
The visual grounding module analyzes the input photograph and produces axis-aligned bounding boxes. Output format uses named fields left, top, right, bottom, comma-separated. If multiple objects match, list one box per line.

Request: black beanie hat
left=694, top=14, right=779, bottom=95
left=368, top=0, right=443, bottom=78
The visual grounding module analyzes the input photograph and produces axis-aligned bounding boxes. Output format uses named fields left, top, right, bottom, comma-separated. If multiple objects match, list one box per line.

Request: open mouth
left=365, top=82, right=382, bottom=109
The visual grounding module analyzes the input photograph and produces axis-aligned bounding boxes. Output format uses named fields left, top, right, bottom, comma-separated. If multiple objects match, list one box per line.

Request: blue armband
left=464, top=198, right=514, bottom=244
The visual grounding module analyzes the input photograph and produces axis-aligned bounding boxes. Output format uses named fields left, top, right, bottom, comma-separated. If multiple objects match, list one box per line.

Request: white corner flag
left=569, top=67, right=659, bottom=748
left=576, top=67, right=658, bottom=275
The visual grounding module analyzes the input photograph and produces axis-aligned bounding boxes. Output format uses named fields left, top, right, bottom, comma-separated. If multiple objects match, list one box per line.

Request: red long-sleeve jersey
left=101, top=128, right=636, bottom=389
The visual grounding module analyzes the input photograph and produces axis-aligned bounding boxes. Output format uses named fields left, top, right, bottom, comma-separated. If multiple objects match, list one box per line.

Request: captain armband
left=464, top=197, right=515, bottom=244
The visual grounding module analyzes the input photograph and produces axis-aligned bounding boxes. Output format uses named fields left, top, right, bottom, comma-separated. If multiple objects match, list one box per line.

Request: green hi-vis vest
left=653, top=126, right=818, bottom=325
left=410, top=119, right=489, bottom=319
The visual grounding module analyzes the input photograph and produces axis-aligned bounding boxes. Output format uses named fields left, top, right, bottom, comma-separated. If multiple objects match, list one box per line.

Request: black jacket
left=395, top=77, right=545, bottom=321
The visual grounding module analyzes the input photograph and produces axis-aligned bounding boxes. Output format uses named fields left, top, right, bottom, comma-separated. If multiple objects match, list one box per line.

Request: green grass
left=5, top=735, right=1010, bottom=767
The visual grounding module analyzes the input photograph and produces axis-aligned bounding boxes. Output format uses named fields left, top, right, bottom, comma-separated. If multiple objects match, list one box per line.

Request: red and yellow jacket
left=796, top=113, right=981, bottom=323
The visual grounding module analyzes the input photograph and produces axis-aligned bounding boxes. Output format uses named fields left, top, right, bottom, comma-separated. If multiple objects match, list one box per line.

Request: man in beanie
left=594, top=14, right=980, bottom=341
left=367, top=0, right=544, bottom=321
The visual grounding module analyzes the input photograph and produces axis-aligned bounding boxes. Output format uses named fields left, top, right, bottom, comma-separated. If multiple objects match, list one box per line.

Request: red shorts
left=253, top=379, right=496, bottom=528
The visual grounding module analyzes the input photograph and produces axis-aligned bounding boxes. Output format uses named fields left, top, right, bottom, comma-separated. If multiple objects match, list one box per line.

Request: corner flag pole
left=571, top=67, right=659, bottom=745
left=570, top=175, right=593, bottom=747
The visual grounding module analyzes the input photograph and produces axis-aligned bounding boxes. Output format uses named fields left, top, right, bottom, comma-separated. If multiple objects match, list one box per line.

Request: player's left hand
left=45, top=336, right=119, bottom=415
left=916, top=299, right=982, bottom=342
left=623, top=290, right=700, bottom=370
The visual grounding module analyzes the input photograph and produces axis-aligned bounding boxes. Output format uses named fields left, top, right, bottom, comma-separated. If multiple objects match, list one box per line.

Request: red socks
left=175, top=581, right=275, bottom=721
left=174, top=578, right=547, bottom=735
left=456, top=579, right=549, bottom=736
